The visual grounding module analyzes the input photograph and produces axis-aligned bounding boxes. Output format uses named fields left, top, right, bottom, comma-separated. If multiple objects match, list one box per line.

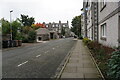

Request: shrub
left=107, top=50, right=120, bottom=79
left=85, top=40, right=115, bottom=78
left=87, top=41, right=101, bottom=51
left=15, top=33, right=22, bottom=40
left=78, top=35, right=83, bottom=39
left=28, top=30, right=36, bottom=43
left=82, top=38, right=91, bottom=45
left=22, top=35, right=29, bottom=43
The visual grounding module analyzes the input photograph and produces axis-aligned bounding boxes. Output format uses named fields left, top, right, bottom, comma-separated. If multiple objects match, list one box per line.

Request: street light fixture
left=10, top=10, right=13, bottom=40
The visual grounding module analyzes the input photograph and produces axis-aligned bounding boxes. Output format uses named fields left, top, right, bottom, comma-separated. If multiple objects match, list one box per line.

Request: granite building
left=43, top=21, right=70, bottom=38
left=82, top=0, right=99, bottom=41
left=82, top=0, right=120, bottom=47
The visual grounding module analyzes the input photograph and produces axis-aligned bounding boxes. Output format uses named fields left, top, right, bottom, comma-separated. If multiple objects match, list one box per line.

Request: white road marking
left=17, top=61, right=28, bottom=67
left=52, top=48, right=55, bottom=50
left=36, top=54, right=41, bottom=57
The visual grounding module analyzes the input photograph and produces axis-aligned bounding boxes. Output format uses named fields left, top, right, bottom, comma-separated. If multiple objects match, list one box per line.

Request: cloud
left=0, top=0, right=83, bottom=26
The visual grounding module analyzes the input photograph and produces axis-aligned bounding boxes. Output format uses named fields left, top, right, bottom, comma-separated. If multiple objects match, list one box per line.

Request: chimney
left=67, top=21, right=69, bottom=25
left=59, top=20, right=61, bottom=24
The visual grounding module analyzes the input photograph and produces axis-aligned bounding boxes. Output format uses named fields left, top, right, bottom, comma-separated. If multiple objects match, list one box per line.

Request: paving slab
left=60, top=40, right=102, bottom=79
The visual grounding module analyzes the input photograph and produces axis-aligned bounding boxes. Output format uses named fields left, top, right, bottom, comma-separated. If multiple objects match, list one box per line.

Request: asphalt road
left=2, top=38, right=77, bottom=78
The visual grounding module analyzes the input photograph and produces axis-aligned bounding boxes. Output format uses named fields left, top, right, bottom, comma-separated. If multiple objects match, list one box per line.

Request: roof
left=36, top=28, right=50, bottom=34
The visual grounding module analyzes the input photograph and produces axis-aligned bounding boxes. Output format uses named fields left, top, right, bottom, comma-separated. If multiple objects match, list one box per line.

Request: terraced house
left=44, top=21, right=70, bottom=38
left=82, top=0, right=120, bottom=47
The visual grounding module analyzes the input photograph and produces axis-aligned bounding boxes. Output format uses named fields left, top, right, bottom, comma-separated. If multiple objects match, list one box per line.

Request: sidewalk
left=60, top=40, right=102, bottom=79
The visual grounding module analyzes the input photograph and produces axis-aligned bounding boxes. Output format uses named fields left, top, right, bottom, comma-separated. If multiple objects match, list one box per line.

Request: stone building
left=43, top=21, right=70, bottom=38
left=98, top=1, right=120, bottom=47
left=36, top=28, right=50, bottom=42
left=82, top=0, right=120, bottom=47
left=82, top=0, right=99, bottom=41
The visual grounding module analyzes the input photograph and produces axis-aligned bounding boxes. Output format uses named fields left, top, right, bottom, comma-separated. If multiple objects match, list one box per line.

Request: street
left=2, top=38, right=76, bottom=78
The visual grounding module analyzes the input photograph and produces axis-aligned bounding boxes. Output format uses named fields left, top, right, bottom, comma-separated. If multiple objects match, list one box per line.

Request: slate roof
left=36, top=28, right=50, bottom=34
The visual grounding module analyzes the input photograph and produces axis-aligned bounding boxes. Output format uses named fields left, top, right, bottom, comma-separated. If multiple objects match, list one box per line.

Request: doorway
left=50, top=33, right=54, bottom=39
left=38, top=37, right=42, bottom=41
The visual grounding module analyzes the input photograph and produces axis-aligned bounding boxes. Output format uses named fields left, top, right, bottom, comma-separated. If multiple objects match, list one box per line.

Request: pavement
left=60, top=40, right=102, bottom=79
left=2, top=38, right=77, bottom=78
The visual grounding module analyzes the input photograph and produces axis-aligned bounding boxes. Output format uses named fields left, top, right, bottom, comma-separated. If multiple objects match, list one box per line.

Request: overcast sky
left=0, top=0, right=83, bottom=26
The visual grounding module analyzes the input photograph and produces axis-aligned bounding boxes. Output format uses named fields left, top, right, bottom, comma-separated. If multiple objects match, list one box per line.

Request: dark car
left=74, top=35, right=77, bottom=38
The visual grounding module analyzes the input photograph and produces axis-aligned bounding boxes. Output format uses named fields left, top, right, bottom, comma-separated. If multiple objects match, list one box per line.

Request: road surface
left=2, top=38, right=77, bottom=78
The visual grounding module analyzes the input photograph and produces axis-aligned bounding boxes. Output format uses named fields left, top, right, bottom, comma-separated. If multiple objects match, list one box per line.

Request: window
left=56, top=24, right=58, bottom=27
left=101, top=23, right=106, bottom=37
left=53, top=25, right=55, bottom=27
left=63, top=25, right=66, bottom=27
left=46, top=25, right=48, bottom=27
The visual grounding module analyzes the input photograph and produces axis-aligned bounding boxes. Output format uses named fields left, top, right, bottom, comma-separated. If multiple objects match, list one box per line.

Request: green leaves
left=107, top=50, right=120, bottom=79
left=71, top=15, right=81, bottom=37
left=28, top=30, right=36, bottom=43
left=1, top=18, right=22, bottom=40
left=11, top=20, right=21, bottom=40
left=21, top=26, right=36, bottom=43
left=1, top=18, right=10, bottom=35
left=20, top=14, right=35, bottom=26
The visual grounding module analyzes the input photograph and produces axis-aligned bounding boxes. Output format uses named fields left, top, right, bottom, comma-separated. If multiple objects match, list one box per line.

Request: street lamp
left=10, top=10, right=13, bottom=40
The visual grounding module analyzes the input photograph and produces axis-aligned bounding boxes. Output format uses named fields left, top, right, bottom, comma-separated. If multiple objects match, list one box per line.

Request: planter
left=18, top=40, right=22, bottom=46
left=13, top=40, right=18, bottom=47
left=2, top=40, right=8, bottom=48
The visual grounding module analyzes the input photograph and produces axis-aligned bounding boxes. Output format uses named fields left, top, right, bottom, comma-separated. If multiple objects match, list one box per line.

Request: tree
left=28, top=30, right=36, bottom=42
left=22, top=26, right=36, bottom=43
left=71, top=15, right=81, bottom=37
left=11, top=20, right=22, bottom=40
left=20, top=14, right=35, bottom=26
left=32, top=23, right=46, bottom=30
left=1, top=18, right=10, bottom=35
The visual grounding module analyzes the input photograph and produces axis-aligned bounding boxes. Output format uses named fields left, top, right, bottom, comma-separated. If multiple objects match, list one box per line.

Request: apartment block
left=82, top=0, right=99, bottom=41
left=82, top=0, right=120, bottom=47
left=99, top=1, right=120, bottom=47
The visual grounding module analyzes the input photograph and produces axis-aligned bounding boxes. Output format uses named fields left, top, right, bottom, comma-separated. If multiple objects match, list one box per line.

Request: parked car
left=74, top=35, right=77, bottom=38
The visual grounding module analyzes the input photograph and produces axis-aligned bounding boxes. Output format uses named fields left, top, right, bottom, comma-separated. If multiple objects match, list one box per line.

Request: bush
left=15, top=33, right=22, bottom=40
left=22, top=35, right=29, bottom=43
left=107, top=50, right=120, bottom=79
left=87, top=41, right=101, bottom=50
left=84, top=40, right=115, bottom=78
left=28, top=30, right=36, bottom=43
left=21, top=29, right=36, bottom=43
left=82, top=38, right=91, bottom=45
left=78, top=35, right=83, bottom=39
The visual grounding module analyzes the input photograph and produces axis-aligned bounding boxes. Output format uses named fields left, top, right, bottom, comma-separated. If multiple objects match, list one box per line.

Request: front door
left=50, top=33, right=54, bottom=39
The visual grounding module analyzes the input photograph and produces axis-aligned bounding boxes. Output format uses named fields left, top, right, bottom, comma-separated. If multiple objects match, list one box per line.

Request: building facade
left=36, top=28, right=50, bottom=42
left=43, top=21, right=70, bottom=38
left=82, top=0, right=99, bottom=41
left=82, top=0, right=120, bottom=47
left=98, top=1, right=120, bottom=47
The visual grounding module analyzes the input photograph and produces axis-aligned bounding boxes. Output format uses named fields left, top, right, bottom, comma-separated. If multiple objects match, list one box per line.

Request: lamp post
left=10, top=10, right=13, bottom=40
